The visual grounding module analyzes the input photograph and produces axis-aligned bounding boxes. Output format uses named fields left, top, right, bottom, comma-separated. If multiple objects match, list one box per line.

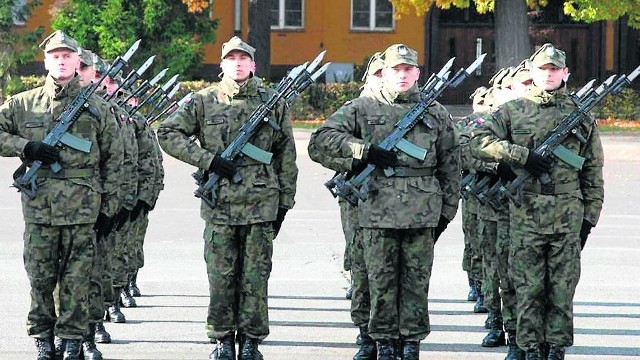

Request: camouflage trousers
left=510, top=228, right=581, bottom=349
left=111, top=220, right=132, bottom=287
left=461, top=198, right=482, bottom=280
left=24, top=222, right=95, bottom=340
left=204, top=222, right=275, bottom=341
left=128, top=211, right=150, bottom=272
left=362, top=228, right=434, bottom=341
left=339, top=199, right=356, bottom=271
left=87, top=234, right=110, bottom=324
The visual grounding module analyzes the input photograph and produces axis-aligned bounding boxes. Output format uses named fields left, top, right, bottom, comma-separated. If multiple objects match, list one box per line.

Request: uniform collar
left=44, top=74, right=81, bottom=100
left=219, top=75, right=259, bottom=99
left=525, top=85, right=566, bottom=106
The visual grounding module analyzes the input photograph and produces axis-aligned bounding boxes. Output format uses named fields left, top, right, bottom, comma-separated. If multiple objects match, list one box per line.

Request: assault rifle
left=104, top=55, right=155, bottom=102
left=146, top=92, right=193, bottom=126
left=488, top=66, right=640, bottom=207
left=194, top=51, right=330, bottom=208
left=13, top=39, right=141, bottom=199
left=119, top=68, right=168, bottom=107
left=332, top=54, right=487, bottom=206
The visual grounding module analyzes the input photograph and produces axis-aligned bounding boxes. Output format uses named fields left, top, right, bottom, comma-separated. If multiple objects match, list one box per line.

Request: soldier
left=308, top=52, right=385, bottom=360
left=157, top=36, right=298, bottom=360
left=470, top=43, right=604, bottom=360
left=310, top=43, right=460, bottom=360
left=0, top=30, right=122, bottom=360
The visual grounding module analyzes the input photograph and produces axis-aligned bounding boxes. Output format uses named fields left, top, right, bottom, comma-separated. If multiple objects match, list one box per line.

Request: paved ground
left=0, top=130, right=639, bottom=359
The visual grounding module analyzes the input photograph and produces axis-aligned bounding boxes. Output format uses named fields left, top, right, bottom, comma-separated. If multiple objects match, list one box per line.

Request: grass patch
left=597, top=119, right=640, bottom=133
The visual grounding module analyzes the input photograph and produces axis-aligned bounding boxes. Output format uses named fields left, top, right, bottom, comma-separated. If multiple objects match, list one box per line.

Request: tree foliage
left=51, top=0, right=219, bottom=79
left=1, top=0, right=44, bottom=101
left=563, top=0, right=640, bottom=28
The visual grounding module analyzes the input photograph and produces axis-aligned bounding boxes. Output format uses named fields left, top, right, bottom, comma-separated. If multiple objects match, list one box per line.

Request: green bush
left=593, top=88, right=640, bottom=120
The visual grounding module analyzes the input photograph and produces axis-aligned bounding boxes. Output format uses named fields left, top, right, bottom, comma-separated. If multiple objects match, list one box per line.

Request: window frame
left=270, top=0, right=305, bottom=30
left=350, top=0, right=395, bottom=31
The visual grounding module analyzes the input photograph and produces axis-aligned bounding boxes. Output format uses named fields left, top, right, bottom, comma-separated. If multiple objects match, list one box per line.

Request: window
left=270, top=0, right=304, bottom=29
left=351, top=0, right=394, bottom=31
left=12, top=0, right=27, bottom=26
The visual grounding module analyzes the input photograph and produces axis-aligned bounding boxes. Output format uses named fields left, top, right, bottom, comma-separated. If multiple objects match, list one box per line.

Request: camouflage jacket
left=131, top=115, right=158, bottom=207
left=310, top=85, right=460, bottom=229
left=0, top=75, right=123, bottom=224
left=148, top=127, right=165, bottom=207
left=470, top=86, right=604, bottom=230
left=157, top=75, right=298, bottom=225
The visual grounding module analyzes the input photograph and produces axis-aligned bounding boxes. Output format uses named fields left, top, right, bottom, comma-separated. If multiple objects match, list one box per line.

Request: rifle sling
left=523, top=181, right=579, bottom=195
left=377, top=167, right=434, bottom=177
left=37, top=168, right=95, bottom=179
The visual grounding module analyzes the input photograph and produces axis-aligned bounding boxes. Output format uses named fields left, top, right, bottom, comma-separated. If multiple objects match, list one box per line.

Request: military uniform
left=157, top=36, right=297, bottom=359
left=470, top=44, right=604, bottom=356
left=0, top=31, right=123, bottom=358
left=310, top=44, right=460, bottom=358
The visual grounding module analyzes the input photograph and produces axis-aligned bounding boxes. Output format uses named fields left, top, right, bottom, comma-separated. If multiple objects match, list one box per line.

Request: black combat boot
left=238, top=335, right=263, bottom=360
left=94, top=321, right=111, bottom=343
left=54, top=337, right=64, bottom=359
left=346, top=286, right=353, bottom=300
left=376, top=340, right=397, bottom=360
left=524, top=346, right=542, bottom=360
left=485, top=311, right=495, bottom=329
left=474, top=281, right=488, bottom=313
left=401, top=340, right=420, bottom=360
left=34, top=337, right=53, bottom=360
left=467, top=275, right=478, bottom=301
left=482, top=312, right=506, bottom=347
left=505, top=332, right=525, bottom=360
left=107, top=287, right=126, bottom=323
left=353, top=326, right=376, bottom=360
left=82, top=324, right=103, bottom=360
left=209, top=334, right=236, bottom=360
left=547, top=343, right=566, bottom=360
left=120, top=285, right=137, bottom=308
left=129, top=271, right=141, bottom=297
left=62, top=339, right=82, bottom=360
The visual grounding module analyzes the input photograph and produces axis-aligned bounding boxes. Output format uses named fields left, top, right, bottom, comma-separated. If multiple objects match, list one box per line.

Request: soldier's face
left=221, top=50, right=255, bottom=83
left=44, top=49, right=80, bottom=83
left=531, top=64, right=568, bottom=91
left=77, top=63, right=96, bottom=87
left=382, top=64, right=420, bottom=93
left=104, top=76, right=119, bottom=95
left=511, top=80, right=533, bottom=98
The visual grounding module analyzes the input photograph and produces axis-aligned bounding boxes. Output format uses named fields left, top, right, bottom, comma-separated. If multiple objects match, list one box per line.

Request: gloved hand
left=130, top=200, right=151, bottom=222
left=346, top=159, right=367, bottom=179
left=273, top=207, right=289, bottom=236
left=23, top=141, right=61, bottom=165
left=496, top=163, right=517, bottom=182
left=523, top=151, right=553, bottom=177
left=579, top=219, right=594, bottom=250
left=113, top=207, right=131, bottom=231
left=433, top=215, right=450, bottom=243
left=365, top=145, right=398, bottom=168
left=209, top=154, right=237, bottom=179
left=94, top=213, right=113, bottom=239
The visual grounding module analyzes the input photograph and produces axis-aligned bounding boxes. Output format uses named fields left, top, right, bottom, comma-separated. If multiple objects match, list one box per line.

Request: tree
left=51, top=0, right=219, bottom=80
left=0, top=0, right=44, bottom=102
left=391, top=0, right=639, bottom=70
left=247, top=0, right=271, bottom=80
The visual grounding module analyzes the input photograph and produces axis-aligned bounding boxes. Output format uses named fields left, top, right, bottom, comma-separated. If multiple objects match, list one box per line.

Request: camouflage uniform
left=157, top=54, right=297, bottom=344
left=0, top=36, right=122, bottom=342
left=310, top=45, right=460, bottom=346
left=470, top=46, right=604, bottom=351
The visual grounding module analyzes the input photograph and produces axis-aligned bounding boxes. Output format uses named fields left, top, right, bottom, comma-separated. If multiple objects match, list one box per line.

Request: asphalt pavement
left=0, top=130, right=639, bottom=359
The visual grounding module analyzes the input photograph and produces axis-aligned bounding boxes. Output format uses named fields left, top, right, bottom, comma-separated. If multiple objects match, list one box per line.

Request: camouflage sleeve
left=309, top=100, right=368, bottom=165
left=271, top=101, right=298, bottom=209
left=0, top=97, right=30, bottom=157
left=469, top=107, right=529, bottom=166
left=135, top=123, right=158, bottom=206
left=307, top=129, right=357, bottom=173
left=579, top=125, right=604, bottom=225
left=157, top=92, right=214, bottom=170
left=97, top=101, right=125, bottom=217
left=433, top=104, right=461, bottom=220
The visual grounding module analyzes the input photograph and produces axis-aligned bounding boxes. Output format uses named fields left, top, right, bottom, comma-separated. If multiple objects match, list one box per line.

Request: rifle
left=145, top=92, right=193, bottom=126
left=119, top=67, right=168, bottom=108
left=104, top=55, right=155, bottom=102
left=130, top=74, right=179, bottom=116
left=194, top=51, right=330, bottom=208
left=335, top=54, right=487, bottom=206
left=491, top=66, right=640, bottom=207
left=13, top=39, right=141, bottom=199
left=144, top=82, right=180, bottom=119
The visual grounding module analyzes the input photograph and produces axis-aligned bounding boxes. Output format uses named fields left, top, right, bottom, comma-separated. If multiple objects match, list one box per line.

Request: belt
left=523, top=181, right=579, bottom=195
left=37, top=168, right=95, bottom=179
left=378, top=167, right=435, bottom=177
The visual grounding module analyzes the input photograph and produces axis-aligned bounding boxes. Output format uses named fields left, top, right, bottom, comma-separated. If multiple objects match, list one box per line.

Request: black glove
left=346, top=159, right=367, bottom=179
left=433, top=215, right=450, bottom=243
left=366, top=145, right=398, bottom=168
left=94, top=213, right=113, bottom=239
left=113, top=207, right=131, bottom=231
left=273, top=207, right=289, bottom=236
left=23, top=141, right=61, bottom=165
left=523, top=151, right=553, bottom=177
left=209, top=154, right=237, bottom=179
left=130, top=200, right=151, bottom=222
left=579, top=219, right=594, bottom=250
left=496, top=163, right=517, bottom=182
